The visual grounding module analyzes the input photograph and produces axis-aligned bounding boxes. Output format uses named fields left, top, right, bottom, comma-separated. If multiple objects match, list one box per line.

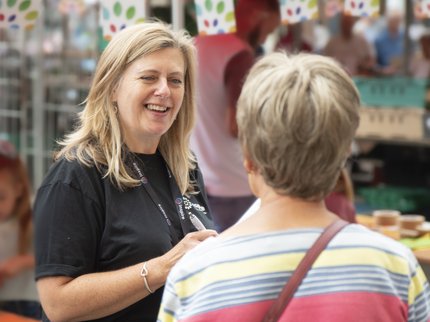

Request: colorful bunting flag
left=0, top=0, right=41, bottom=30
left=58, top=0, right=86, bottom=16
left=99, top=0, right=146, bottom=41
left=280, top=0, right=319, bottom=25
left=194, top=0, right=236, bottom=36
left=417, top=0, right=430, bottom=19
left=344, top=0, right=380, bottom=18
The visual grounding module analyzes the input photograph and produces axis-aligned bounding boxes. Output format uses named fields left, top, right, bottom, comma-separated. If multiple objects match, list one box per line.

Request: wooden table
left=414, top=249, right=430, bottom=265
left=356, top=215, right=430, bottom=267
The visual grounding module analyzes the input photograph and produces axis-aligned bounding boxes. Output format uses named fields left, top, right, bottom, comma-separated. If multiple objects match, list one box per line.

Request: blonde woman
left=33, top=22, right=216, bottom=322
left=158, top=53, right=430, bottom=321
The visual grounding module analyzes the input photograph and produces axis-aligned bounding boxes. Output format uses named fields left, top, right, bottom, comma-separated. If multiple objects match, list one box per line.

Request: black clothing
left=34, top=153, right=214, bottom=322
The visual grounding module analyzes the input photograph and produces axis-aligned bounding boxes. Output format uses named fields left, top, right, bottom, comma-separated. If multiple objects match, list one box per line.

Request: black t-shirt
left=33, top=153, right=214, bottom=322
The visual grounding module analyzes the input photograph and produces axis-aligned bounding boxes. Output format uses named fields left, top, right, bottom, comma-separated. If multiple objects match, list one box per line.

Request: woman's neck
left=125, top=136, right=159, bottom=154
left=222, top=185, right=338, bottom=238
left=260, top=192, right=333, bottom=224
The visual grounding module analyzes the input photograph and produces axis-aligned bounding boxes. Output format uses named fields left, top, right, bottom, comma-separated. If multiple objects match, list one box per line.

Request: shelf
left=0, top=109, right=22, bottom=118
left=356, top=136, right=430, bottom=147
left=45, top=102, right=83, bottom=113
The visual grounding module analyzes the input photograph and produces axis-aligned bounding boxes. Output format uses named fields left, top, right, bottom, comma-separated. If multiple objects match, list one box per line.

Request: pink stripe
left=181, top=292, right=408, bottom=322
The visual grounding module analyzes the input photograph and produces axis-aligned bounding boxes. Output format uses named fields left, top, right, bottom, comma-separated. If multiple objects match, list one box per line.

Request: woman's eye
left=141, top=76, right=155, bottom=81
left=170, top=78, right=183, bottom=85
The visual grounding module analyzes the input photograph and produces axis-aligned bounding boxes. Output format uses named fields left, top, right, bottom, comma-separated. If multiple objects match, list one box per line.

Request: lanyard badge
left=132, top=159, right=206, bottom=235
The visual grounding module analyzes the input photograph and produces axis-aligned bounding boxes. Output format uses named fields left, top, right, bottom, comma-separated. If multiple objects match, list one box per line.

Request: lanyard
left=131, top=155, right=204, bottom=244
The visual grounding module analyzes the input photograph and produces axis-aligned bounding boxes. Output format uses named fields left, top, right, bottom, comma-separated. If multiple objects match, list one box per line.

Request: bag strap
left=262, top=219, right=349, bottom=322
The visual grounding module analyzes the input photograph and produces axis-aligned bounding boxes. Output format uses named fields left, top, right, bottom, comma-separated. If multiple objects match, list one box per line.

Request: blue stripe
left=175, top=242, right=409, bottom=284
left=178, top=266, right=410, bottom=310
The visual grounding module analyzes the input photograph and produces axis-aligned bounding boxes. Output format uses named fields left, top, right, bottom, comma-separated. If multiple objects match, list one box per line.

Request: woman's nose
left=154, top=79, right=170, bottom=98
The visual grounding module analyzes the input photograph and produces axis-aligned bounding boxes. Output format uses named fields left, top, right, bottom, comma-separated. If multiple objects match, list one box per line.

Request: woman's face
left=0, top=169, right=21, bottom=222
left=113, top=47, right=185, bottom=153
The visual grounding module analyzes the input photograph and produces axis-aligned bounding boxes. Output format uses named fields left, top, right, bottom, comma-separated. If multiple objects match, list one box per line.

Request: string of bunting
left=99, top=0, right=146, bottom=41
left=416, top=0, right=430, bottom=20
left=0, top=0, right=41, bottom=30
left=3, top=1, right=430, bottom=36
left=195, top=0, right=381, bottom=36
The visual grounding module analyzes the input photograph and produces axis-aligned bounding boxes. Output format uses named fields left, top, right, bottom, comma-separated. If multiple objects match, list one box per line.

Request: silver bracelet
left=140, top=261, right=154, bottom=294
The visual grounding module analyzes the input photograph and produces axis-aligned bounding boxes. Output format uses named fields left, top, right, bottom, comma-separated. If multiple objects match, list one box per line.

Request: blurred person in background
left=158, top=52, right=430, bottom=322
left=410, top=30, right=430, bottom=78
left=191, top=0, right=280, bottom=232
left=0, top=140, right=41, bottom=320
left=33, top=21, right=216, bottom=322
left=324, top=13, right=376, bottom=76
left=374, top=9, right=405, bottom=75
left=276, top=23, right=314, bottom=53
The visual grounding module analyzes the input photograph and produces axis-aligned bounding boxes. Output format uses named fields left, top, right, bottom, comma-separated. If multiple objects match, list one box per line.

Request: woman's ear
left=111, top=87, right=118, bottom=103
left=243, top=158, right=255, bottom=174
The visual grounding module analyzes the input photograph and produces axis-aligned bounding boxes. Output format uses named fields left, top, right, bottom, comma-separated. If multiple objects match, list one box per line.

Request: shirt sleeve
left=407, top=253, right=430, bottom=321
left=157, top=275, right=181, bottom=322
left=34, top=180, right=104, bottom=279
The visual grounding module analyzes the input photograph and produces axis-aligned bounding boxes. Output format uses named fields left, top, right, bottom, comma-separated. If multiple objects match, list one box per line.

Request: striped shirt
left=158, top=224, right=430, bottom=322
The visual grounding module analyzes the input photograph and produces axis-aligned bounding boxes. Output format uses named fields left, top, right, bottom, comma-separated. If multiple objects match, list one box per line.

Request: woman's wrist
left=140, top=256, right=171, bottom=293
left=140, top=262, right=153, bottom=294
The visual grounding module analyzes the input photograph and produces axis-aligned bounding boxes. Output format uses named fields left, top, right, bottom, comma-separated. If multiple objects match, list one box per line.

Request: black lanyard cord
left=132, top=161, right=173, bottom=227
left=130, top=154, right=206, bottom=243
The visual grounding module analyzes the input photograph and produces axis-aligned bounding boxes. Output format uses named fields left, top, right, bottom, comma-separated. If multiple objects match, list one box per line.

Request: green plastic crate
left=353, top=77, right=427, bottom=108
left=358, top=186, right=430, bottom=213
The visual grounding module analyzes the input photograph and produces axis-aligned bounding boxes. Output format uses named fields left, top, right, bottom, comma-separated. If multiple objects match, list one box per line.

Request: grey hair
left=237, top=52, right=360, bottom=201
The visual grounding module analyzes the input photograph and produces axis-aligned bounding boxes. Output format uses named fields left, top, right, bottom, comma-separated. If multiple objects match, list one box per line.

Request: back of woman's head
left=0, top=140, right=32, bottom=253
left=237, top=52, right=360, bottom=201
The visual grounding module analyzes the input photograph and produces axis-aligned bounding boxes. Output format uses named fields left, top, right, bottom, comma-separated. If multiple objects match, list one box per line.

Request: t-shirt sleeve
left=34, top=180, right=104, bottom=280
left=407, top=257, right=430, bottom=321
left=157, top=272, right=181, bottom=322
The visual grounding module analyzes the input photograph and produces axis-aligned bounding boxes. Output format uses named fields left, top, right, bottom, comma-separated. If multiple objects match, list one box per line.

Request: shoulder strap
left=263, top=219, right=349, bottom=322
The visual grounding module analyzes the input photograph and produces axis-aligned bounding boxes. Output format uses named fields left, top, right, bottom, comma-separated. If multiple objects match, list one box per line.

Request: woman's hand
left=36, top=230, right=217, bottom=322
left=157, top=229, right=218, bottom=276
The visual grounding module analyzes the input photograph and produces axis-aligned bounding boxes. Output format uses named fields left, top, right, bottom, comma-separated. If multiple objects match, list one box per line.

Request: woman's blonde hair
left=237, top=52, right=360, bottom=201
left=56, top=21, right=197, bottom=194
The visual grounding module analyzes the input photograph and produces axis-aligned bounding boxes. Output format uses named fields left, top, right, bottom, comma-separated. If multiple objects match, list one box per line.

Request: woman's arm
left=37, top=229, right=217, bottom=322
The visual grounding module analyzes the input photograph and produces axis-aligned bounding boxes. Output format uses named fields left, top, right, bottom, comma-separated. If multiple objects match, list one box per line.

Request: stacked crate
left=354, top=77, right=430, bottom=141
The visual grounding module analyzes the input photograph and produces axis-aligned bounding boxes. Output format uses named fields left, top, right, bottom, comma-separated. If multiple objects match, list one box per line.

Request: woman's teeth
left=146, top=104, right=168, bottom=112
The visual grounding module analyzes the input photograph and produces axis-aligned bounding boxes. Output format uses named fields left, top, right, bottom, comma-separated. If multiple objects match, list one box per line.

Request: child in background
left=0, top=140, right=41, bottom=320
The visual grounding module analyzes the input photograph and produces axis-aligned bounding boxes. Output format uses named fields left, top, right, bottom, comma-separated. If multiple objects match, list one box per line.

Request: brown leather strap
left=262, top=219, right=349, bottom=322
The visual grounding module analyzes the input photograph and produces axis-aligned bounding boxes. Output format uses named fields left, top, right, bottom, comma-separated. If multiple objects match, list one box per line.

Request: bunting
left=417, top=0, right=430, bottom=19
left=280, top=0, right=319, bottom=25
left=194, top=0, right=236, bottom=35
left=99, top=0, right=146, bottom=41
left=344, top=0, right=380, bottom=18
left=0, top=0, right=41, bottom=30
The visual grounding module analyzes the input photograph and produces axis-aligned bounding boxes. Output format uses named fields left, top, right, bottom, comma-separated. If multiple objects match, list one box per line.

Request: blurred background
left=1, top=0, right=430, bottom=218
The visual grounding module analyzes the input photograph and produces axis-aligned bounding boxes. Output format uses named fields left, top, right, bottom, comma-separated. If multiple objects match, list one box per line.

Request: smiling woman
left=113, top=47, right=185, bottom=154
left=32, top=21, right=216, bottom=322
